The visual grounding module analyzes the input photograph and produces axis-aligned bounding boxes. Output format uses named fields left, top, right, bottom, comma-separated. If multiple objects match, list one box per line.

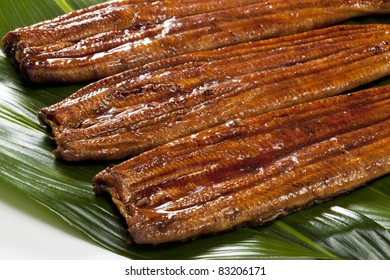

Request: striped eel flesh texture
left=38, top=24, right=390, bottom=161
left=93, top=85, right=390, bottom=244
left=3, top=0, right=390, bottom=83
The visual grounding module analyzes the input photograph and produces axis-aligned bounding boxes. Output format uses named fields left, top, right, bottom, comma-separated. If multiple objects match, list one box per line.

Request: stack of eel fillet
left=38, top=24, right=390, bottom=161
left=93, top=85, right=390, bottom=244
left=2, top=0, right=390, bottom=83
left=2, top=1, right=390, bottom=244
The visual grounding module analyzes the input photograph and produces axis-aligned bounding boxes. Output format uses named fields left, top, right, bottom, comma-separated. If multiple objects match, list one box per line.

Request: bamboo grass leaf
left=54, top=0, right=74, bottom=13
left=0, top=0, right=389, bottom=259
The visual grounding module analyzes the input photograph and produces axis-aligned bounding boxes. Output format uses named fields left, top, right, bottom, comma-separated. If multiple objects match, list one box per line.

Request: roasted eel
left=93, top=85, right=390, bottom=244
left=39, top=24, right=390, bottom=161
left=3, top=0, right=390, bottom=83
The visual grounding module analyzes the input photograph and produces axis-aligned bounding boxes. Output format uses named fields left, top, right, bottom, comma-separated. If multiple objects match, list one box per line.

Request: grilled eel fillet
left=92, top=85, right=390, bottom=244
left=38, top=24, right=390, bottom=161
left=3, top=0, right=390, bottom=83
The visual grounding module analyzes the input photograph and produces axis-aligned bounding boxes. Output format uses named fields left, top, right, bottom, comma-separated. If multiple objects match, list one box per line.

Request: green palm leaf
left=0, top=0, right=389, bottom=259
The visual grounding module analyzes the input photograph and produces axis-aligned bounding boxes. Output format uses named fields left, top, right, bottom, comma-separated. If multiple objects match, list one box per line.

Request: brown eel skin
left=3, top=0, right=390, bottom=83
left=92, top=85, right=390, bottom=244
left=38, top=24, right=390, bottom=161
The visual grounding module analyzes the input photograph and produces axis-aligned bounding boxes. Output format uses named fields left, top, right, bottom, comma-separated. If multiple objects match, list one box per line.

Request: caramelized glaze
left=93, top=85, right=390, bottom=244
left=38, top=25, right=390, bottom=161
left=3, top=0, right=390, bottom=83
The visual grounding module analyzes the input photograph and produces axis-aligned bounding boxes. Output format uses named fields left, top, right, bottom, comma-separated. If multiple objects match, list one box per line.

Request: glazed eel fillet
left=92, top=85, right=390, bottom=244
left=3, top=0, right=390, bottom=83
left=39, top=24, right=390, bottom=161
